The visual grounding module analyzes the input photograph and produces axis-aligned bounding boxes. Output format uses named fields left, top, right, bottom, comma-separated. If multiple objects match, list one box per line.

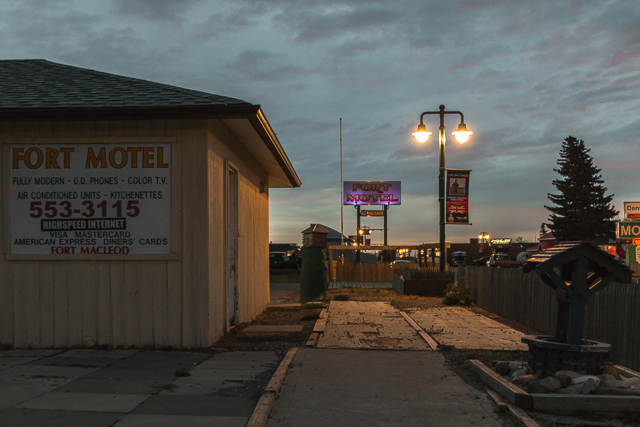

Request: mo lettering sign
left=343, top=181, right=401, bottom=205
left=617, top=222, right=640, bottom=239
left=10, top=143, right=171, bottom=255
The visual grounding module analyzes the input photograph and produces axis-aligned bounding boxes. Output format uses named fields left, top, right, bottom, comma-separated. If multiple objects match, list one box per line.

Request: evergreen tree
left=545, top=136, right=618, bottom=241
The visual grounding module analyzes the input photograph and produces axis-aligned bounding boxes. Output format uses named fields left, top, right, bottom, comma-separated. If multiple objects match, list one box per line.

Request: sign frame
left=3, top=137, right=179, bottom=260
left=343, top=181, right=401, bottom=206
left=617, top=221, right=640, bottom=239
left=359, top=210, right=385, bottom=217
left=490, top=238, right=512, bottom=246
left=624, top=202, right=640, bottom=220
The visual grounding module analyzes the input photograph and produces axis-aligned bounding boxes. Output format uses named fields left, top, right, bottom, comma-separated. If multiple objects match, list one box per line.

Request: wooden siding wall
left=0, top=118, right=270, bottom=349
left=464, top=266, right=640, bottom=371
left=208, top=121, right=270, bottom=326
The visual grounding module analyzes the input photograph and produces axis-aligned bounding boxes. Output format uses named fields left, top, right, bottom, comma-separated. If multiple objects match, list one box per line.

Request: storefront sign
left=490, top=238, right=512, bottom=245
left=343, top=181, right=401, bottom=205
left=624, top=202, right=640, bottom=219
left=446, top=169, right=470, bottom=224
left=359, top=210, right=385, bottom=217
left=617, top=221, right=640, bottom=239
left=10, top=143, right=171, bottom=255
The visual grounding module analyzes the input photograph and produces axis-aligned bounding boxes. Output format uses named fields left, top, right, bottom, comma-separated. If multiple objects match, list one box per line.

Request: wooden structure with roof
left=522, top=242, right=633, bottom=373
left=524, top=242, right=632, bottom=345
left=0, top=59, right=300, bottom=349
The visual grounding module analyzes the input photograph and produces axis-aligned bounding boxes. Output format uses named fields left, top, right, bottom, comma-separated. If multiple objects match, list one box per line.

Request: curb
left=398, top=311, right=440, bottom=351
left=486, top=388, right=541, bottom=427
left=246, top=347, right=298, bottom=427
left=307, top=308, right=328, bottom=347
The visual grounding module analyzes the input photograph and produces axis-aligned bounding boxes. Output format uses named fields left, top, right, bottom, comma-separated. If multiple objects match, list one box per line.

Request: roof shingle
left=0, top=59, right=251, bottom=109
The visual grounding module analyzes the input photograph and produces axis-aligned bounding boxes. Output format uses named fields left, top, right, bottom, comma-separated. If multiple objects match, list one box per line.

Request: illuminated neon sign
left=343, top=181, right=401, bottom=205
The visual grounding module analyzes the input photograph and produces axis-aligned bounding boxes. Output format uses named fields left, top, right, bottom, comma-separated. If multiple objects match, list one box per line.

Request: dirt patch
left=269, top=270, right=301, bottom=283
left=464, top=305, right=545, bottom=336
left=327, top=288, right=445, bottom=309
left=251, top=306, right=325, bottom=326
left=213, top=304, right=324, bottom=352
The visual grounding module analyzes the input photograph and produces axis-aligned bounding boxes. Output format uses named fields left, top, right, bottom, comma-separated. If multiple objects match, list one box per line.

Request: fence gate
left=328, top=245, right=418, bottom=288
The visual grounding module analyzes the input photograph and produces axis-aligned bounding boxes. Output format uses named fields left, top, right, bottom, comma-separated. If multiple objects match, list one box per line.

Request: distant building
left=307, top=223, right=355, bottom=246
left=538, top=232, right=557, bottom=250
left=0, top=59, right=300, bottom=349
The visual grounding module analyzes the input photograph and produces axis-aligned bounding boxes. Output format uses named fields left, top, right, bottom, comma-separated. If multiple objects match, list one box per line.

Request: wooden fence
left=462, top=266, right=640, bottom=371
left=332, top=261, right=393, bottom=282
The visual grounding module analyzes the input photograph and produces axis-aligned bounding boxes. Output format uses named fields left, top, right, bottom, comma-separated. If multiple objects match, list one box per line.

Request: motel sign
left=617, top=222, right=640, bottom=239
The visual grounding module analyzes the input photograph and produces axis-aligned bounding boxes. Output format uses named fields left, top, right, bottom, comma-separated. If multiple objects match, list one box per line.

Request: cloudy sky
left=2, top=0, right=639, bottom=245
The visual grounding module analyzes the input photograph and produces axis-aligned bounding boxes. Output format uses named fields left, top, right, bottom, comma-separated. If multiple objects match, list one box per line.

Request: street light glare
left=412, top=124, right=431, bottom=143
left=452, top=122, right=472, bottom=144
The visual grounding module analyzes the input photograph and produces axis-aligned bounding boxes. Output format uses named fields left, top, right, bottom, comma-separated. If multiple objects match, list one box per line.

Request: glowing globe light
left=412, top=123, right=432, bottom=143
left=452, top=122, right=472, bottom=143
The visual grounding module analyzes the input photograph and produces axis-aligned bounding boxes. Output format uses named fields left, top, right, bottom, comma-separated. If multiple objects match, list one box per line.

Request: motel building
left=0, top=59, right=301, bottom=348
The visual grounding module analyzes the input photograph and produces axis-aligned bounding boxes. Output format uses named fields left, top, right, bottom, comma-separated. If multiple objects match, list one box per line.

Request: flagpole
left=340, top=118, right=344, bottom=246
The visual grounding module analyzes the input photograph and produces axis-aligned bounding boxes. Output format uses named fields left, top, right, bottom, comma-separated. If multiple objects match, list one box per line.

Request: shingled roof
left=0, top=59, right=301, bottom=188
left=0, top=59, right=250, bottom=109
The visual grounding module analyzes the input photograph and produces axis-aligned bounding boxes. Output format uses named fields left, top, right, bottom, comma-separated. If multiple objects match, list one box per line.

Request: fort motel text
left=10, top=144, right=171, bottom=255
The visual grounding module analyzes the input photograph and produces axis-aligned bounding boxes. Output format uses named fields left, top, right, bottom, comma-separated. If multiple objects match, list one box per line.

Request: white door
left=227, top=165, right=239, bottom=325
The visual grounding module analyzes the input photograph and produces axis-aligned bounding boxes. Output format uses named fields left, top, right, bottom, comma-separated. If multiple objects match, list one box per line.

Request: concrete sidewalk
left=274, top=300, right=529, bottom=426
left=268, top=348, right=502, bottom=427
left=0, top=349, right=281, bottom=427
left=0, top=301, right=530, bottom=426
left=317, top=301, right=432, bottom=350
left=407, top=307, right=529, bottom=351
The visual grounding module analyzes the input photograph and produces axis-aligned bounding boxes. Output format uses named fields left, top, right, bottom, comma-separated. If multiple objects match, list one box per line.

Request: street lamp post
left=478, top=231, right=490, bottom=244
left=413, top=105, right=472, bottom=273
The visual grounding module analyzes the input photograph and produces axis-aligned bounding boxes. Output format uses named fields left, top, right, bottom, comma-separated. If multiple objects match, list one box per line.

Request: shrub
left=443, top=277, right=471, bottom=305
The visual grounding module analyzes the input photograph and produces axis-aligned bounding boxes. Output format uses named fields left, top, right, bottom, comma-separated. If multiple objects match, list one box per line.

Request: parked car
left=270, top=252, right=301, bottom=270
left=516, top=251, right=535, bottom=264
left=270, top=252, right=288, bottom=269
left=451, top=251, right=467, bottom=266
left=471, top=256, right=491, bottom=266
left=486, top=253, right=520, bottom=268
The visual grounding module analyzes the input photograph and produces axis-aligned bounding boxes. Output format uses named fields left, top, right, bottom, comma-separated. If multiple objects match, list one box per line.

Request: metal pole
left=356, top=205, right=361, bottom=262
left=416, top=105, right=466, bottom=273
left=340, top=118, right=344, bottom=246
left=384, top=205, right=388, bottom=245
left=438, top=105, right=446, bottom=273
left=384, top=204, right=388, bottom=262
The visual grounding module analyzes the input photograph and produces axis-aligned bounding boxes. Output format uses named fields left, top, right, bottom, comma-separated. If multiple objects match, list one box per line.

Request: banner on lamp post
left=446, top=169, right=471, bottom=225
